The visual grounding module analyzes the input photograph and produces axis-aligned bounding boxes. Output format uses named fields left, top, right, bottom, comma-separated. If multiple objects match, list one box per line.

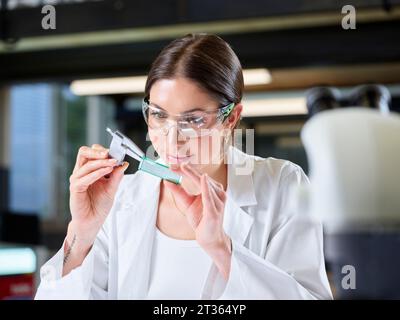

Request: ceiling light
left=70, top=76, right=147, bottom=95
left=241, top=97, right=307, bottom=117
left=243, top=68, right=272, bottom=86
left=70, top=68, right=271, bottom=96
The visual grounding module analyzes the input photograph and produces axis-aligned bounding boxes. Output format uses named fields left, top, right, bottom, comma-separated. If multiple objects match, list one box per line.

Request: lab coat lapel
left=223, top=147, right=257, bottom=246
left=116, top=173, right=160, bottom=299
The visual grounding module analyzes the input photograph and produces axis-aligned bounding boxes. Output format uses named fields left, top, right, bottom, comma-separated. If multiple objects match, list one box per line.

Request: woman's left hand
left=165, top=163, right=232, bottom=280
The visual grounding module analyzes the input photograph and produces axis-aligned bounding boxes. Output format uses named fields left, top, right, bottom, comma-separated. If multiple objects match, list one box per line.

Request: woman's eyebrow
left=182, top=107, right=205, bottom=114
left=150, top=101, right=207, bottom=114
left=149, top=101, right=166, bottom=111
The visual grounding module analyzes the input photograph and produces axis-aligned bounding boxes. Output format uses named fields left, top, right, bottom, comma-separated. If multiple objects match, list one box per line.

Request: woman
left=36, top=34, right=332, bottom=300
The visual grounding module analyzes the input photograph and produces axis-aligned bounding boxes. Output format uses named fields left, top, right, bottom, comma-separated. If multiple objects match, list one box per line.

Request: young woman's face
left=147, top=77, right=239, bottom=170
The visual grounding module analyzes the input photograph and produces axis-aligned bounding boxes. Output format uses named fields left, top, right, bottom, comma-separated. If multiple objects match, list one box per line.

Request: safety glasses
left=142, top=98, right=235, bottom=138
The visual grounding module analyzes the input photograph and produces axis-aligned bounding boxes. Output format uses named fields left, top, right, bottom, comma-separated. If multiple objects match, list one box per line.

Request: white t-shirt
left=146, top=227, right=213, bottom=300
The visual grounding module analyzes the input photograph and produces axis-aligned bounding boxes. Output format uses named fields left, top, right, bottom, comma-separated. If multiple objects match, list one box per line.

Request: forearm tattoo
left=63, top=234, right=77, bottom=265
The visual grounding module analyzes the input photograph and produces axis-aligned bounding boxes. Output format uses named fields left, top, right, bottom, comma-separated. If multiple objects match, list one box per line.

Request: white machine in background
left=301, top=85, right=400, bottom=299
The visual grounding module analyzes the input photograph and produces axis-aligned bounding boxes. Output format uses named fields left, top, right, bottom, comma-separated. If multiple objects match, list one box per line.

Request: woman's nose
left=167, top=123, right=179, bottom=144
left=164, top=123, right=189, bottom=152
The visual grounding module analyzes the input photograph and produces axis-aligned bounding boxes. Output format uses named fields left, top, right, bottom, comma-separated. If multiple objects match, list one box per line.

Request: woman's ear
left=226, top=103, right=243, bottom=130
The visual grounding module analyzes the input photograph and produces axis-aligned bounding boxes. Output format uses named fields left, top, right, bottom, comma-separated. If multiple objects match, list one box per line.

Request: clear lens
left=142, top=99, right=233, bottom=137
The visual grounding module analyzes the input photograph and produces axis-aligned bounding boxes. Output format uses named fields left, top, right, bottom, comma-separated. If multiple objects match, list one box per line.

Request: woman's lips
left=167, top=154, right=193, bottom=163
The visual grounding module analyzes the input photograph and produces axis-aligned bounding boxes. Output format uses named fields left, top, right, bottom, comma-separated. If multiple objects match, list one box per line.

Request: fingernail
left=123, top=162, right=130, bottom=171
left=108, top=158, right=117, bottom=163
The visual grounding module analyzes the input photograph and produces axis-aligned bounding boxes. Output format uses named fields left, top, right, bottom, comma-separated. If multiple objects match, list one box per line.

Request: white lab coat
left=35, top=146, right=333, bottom=300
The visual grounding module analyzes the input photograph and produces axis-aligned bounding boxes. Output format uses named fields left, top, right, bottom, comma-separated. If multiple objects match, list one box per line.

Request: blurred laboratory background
left=1, top=0, right=400, bottom=299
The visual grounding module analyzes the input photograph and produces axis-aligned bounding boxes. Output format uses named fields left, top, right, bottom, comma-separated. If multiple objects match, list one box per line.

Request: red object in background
left=0, top=274, right=34, bottom=299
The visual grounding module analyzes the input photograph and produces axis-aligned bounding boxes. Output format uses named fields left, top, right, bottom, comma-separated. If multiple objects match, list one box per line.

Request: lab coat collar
left=226, top=145, right=258, bottom=207
left=116, top=146, right=256, bottom=299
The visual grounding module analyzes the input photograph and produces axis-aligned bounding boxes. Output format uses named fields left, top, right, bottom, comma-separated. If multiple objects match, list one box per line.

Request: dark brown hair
left=144, top=33, right=244, bottom=106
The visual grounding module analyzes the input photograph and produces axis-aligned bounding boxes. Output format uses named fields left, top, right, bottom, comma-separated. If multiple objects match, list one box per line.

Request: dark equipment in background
left=306, top=84, right=392, bottom=117
left=326, top=232, right=400, bottom=299
left=348, top=84, right=391, bottom=114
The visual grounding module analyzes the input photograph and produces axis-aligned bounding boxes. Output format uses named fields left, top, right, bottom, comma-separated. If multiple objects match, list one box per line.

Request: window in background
left=8, top=83, right=116, bottom=223
left=3, top=80, right=120, bottom=294
left=9, top=84, right=56, bottom=216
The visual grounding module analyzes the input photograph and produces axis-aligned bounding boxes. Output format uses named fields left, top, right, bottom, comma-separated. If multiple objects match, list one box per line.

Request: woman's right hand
left=68, top=144, right=129, bottom=252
